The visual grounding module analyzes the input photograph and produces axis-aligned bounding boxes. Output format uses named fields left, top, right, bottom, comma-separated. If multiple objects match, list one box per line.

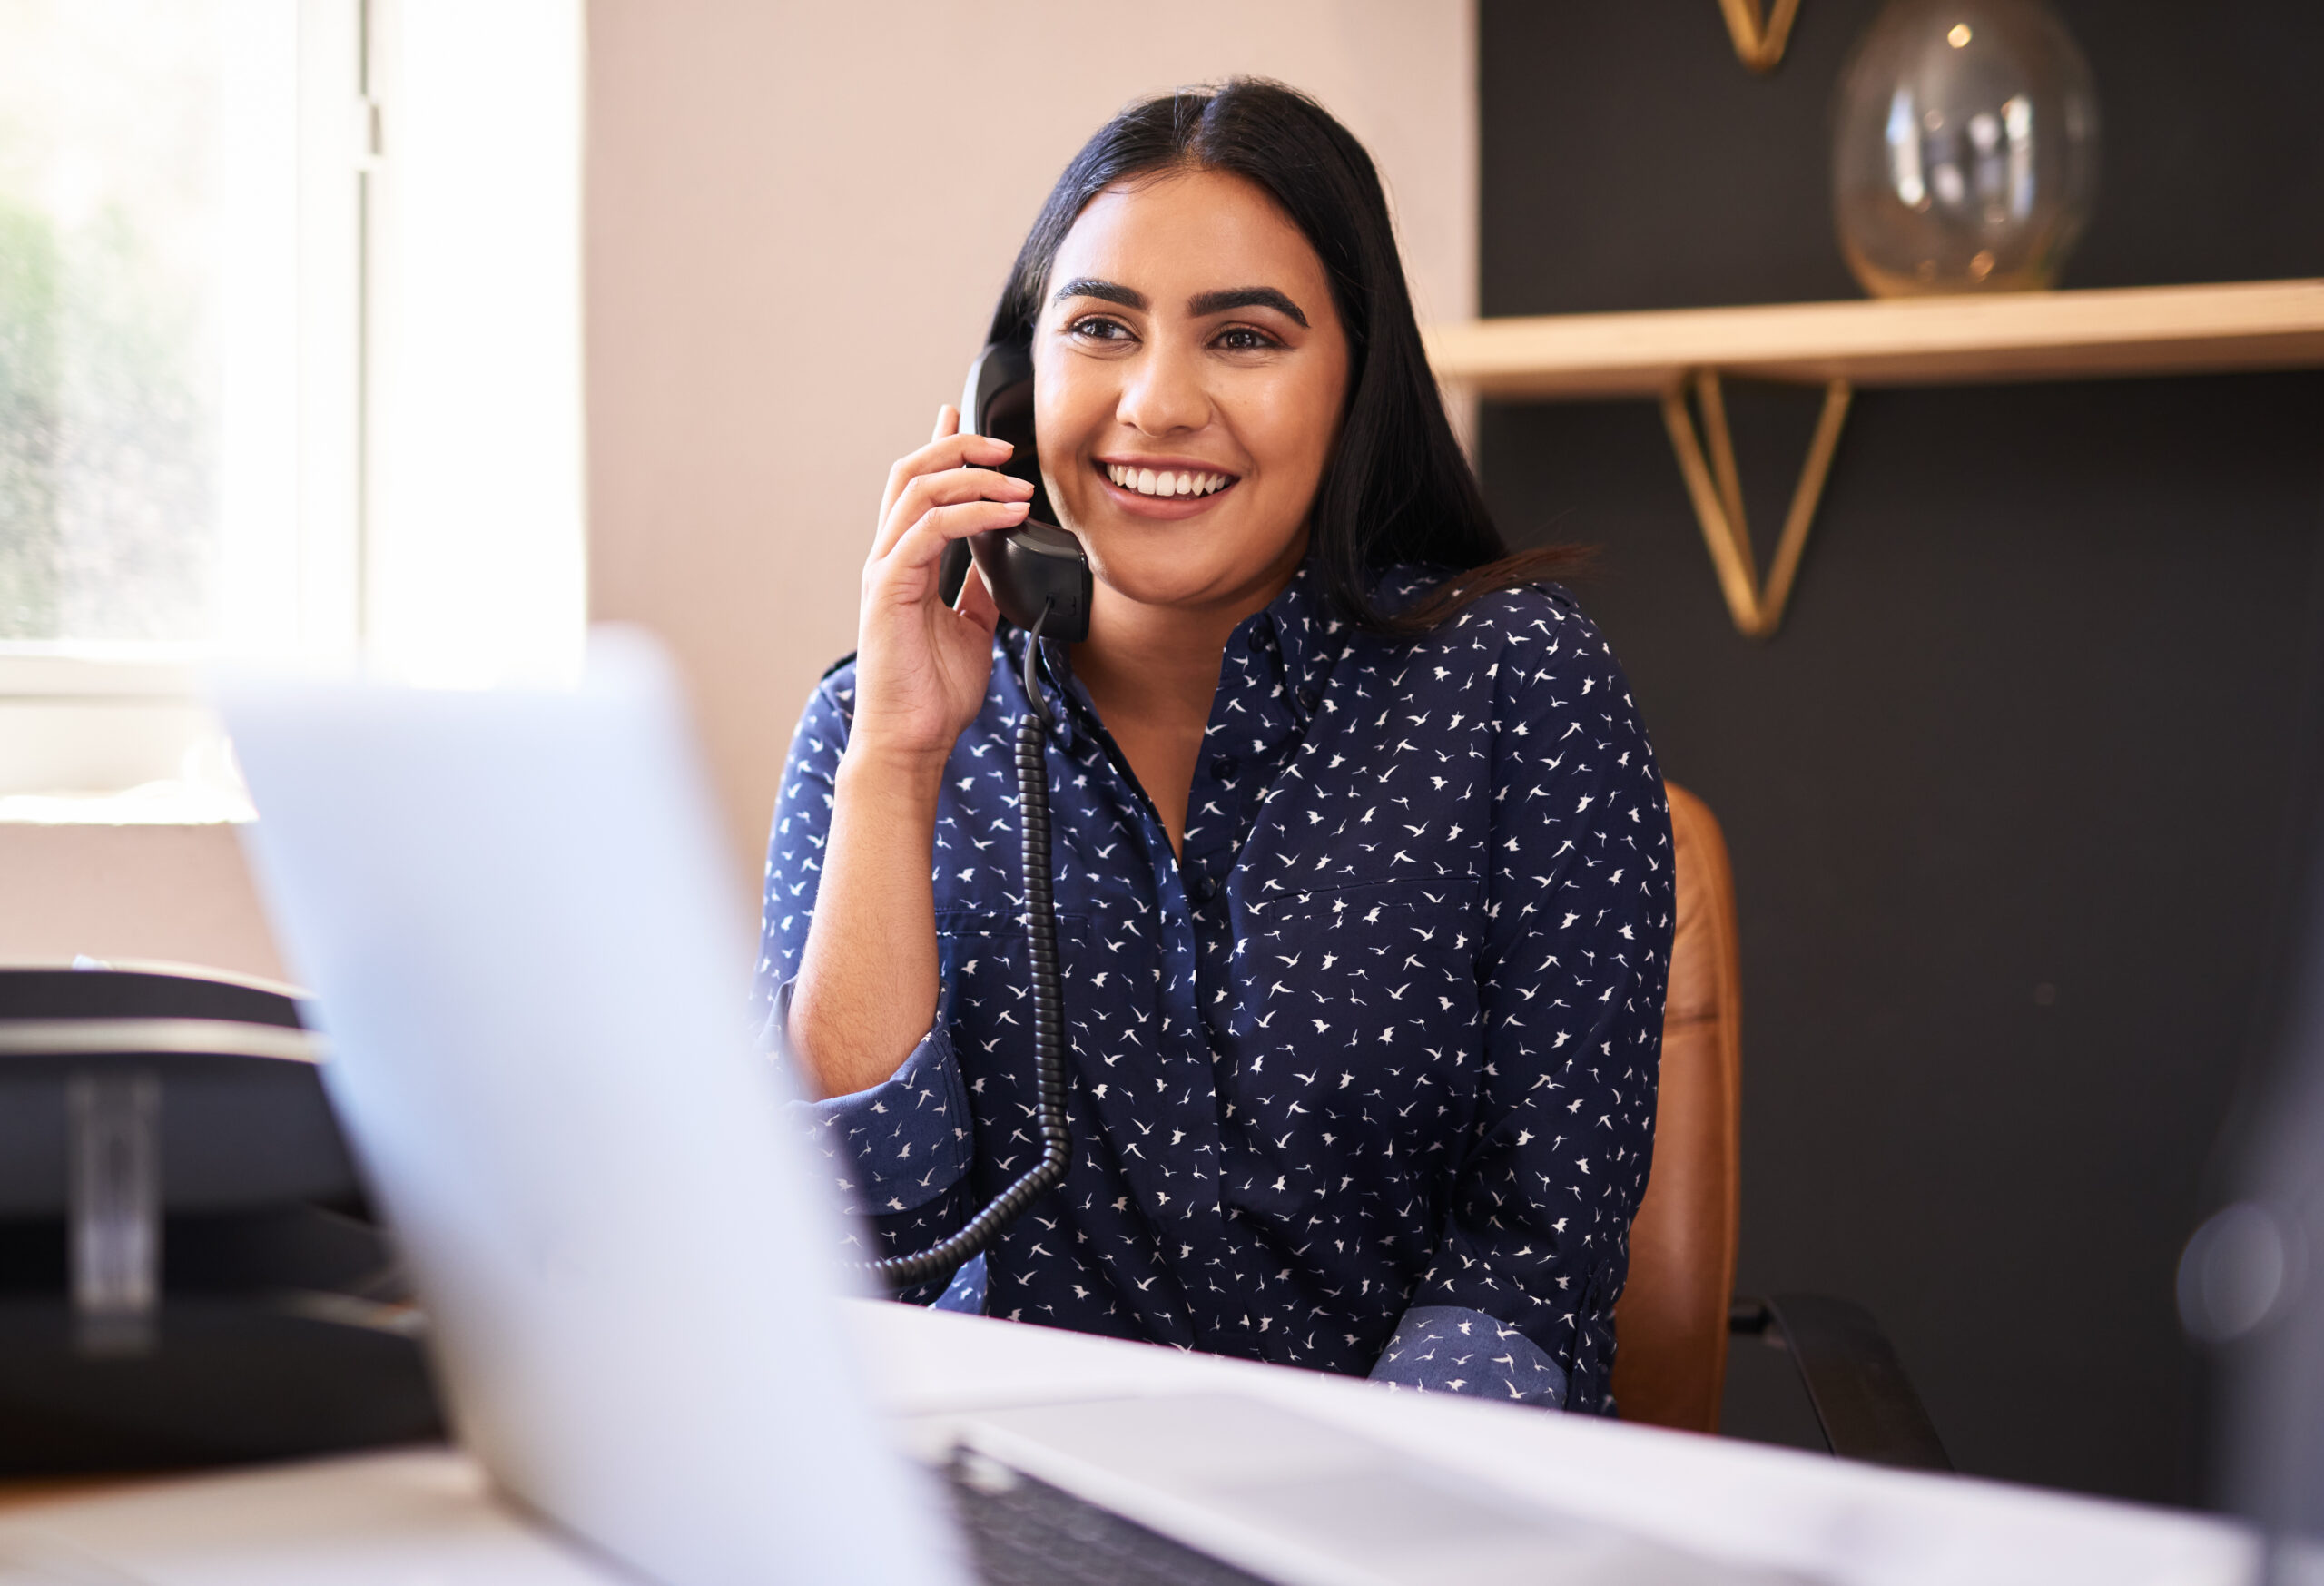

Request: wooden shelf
left=1423, top=279, right=2324, bottom=400
left=1426, top=278, right=2324, bottom=640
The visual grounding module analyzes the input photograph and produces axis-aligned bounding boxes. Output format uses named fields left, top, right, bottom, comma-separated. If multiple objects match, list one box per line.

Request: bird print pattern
left=753, top=561, right=1673, bottom=1414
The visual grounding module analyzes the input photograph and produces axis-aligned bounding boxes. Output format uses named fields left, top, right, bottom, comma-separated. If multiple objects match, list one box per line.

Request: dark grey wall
left=1476, top=0, right=2324, bottom=1503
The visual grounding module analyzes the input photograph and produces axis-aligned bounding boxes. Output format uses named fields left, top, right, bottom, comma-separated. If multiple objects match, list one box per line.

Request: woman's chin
left=1075, top=519, right=1305, bottom=620
left=1087, top=549, right=1264, bottom=616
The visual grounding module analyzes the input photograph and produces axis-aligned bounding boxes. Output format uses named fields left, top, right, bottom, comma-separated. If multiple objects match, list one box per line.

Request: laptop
left=202, top=629, right=1795, bottom=1586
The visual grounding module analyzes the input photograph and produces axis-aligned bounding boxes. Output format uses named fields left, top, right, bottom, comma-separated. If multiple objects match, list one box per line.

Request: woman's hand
left=847, top=404, right=1032, bottom=770
left=791, top=406, right=1029, bottom=1098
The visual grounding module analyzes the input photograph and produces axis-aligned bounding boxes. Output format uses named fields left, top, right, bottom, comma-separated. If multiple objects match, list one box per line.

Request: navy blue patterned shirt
left=754, top=563, right=1673, bottom=1414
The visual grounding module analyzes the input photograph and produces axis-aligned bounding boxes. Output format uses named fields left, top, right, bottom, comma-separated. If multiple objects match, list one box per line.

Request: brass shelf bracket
left=1718, top=0, right=1802, bottom=73
left=1659, top=369, right=1852, bottom=639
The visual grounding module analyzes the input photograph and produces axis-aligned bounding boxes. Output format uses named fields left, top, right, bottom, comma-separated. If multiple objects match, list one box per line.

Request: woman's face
left=1032, top=167, right=1350, bottom=622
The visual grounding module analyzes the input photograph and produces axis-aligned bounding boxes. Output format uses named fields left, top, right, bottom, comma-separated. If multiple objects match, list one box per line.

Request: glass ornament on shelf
left=1832, top=0, right=2100, bottom=297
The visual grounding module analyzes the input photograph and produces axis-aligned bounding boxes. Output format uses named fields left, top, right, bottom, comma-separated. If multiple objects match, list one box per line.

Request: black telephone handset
left=938, top=342, right=1093, bottom=645
left=865, top=345, right=1081, bottom=1294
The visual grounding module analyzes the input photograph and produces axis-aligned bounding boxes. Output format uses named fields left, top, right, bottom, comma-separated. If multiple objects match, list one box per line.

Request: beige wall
left=0, top=2, right=1475, bottom=975
left=0, top=823, right=286, bottom=982
left=586, top=0, right=1478, bottom=882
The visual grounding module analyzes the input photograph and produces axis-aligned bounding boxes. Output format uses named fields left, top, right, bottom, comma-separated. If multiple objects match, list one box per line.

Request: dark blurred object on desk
left=2180, top=734, right=2324, bottom=1574
left=0, top=964, right=441, bottom=1473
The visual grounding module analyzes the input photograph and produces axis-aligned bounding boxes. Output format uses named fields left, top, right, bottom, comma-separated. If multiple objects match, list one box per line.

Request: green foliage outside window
left=0, top=198, right=61, bottom=639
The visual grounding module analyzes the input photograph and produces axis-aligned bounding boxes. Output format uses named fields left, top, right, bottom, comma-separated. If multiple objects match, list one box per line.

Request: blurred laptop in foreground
left=222, top=632, right=960, bottom=1585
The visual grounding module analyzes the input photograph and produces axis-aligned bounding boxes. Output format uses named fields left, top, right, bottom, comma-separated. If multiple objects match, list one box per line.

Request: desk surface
left=0, top=1299, right=2259, bottom=1586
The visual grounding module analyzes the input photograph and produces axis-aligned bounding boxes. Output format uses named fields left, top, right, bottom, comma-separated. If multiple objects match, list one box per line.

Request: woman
left=754, top=80, right=1673, bottom=1414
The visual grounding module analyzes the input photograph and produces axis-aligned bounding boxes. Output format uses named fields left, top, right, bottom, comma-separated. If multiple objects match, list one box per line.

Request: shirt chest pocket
left=1233, top=877, right=1487, bottom=1044
left=934, top=909, right=1089, bottom=995
left=932, top=910, right=1107, bottom=1068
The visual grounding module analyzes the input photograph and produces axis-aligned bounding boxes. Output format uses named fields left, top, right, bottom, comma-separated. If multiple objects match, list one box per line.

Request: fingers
left=877, top=466, right=1032, bottom=556
left=931, top=403, right=959, bottom=443
left=875, top=468, right=1033, bottom=562
left=881, top=425, right=1015, bottom=527
left=881, top=498, right=1030, bottom=586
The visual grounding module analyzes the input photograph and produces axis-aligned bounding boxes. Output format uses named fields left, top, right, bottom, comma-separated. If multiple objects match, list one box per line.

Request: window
left=0, top=0, right=583, bottom=817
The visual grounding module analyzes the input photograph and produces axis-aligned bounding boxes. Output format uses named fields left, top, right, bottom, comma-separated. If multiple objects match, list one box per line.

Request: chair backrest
left=1609, top=782, right=1743, bottom=1433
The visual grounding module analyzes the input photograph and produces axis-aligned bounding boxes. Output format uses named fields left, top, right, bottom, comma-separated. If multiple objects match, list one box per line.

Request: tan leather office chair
left=1610, top=783, right=1742, bottom=1434
left=1609, top=783, right=1949, bottom=1468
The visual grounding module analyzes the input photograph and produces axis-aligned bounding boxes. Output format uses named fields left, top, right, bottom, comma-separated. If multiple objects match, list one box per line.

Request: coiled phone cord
left=863, top=602, right=1072, bottom=1292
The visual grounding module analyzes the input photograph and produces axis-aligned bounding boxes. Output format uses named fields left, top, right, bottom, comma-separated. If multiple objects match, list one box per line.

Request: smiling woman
left=1036, top=167, right=1350, bottom=857
left=755, top=79, right=1674, bottom=1418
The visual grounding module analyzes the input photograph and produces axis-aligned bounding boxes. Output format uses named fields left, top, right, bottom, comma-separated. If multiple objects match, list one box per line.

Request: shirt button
left=1246, top=627, right=1268, bottom=654
left=1210, top=754, right=1238, bottom=781
left=1193, top=876, right=1217, bottom=902
left=1296, top=687, right=1318, bottom=712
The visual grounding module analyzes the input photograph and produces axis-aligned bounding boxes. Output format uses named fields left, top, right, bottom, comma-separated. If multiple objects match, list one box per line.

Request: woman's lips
left=1092, top=458, right=1240, bottom=518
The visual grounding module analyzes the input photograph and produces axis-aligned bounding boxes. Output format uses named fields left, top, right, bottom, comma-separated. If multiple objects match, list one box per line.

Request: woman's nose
left=1115, top=340, right=1210, bottom=436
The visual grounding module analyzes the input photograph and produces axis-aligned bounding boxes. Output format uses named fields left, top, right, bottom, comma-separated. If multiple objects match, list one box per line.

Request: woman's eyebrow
left=1187, top=287, right=1309, bottom=328
left=1052, top=277, right=1147, bottom=310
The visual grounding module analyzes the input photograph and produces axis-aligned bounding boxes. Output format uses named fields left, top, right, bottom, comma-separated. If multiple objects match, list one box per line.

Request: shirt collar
left=1013, top=555, right=1344, bottom=742
left=1029, top=632, right=1086, bottom=748
left=1257, top=557, right=1337, bottom=725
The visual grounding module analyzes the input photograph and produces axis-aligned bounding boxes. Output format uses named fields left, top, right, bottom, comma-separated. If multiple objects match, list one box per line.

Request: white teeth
left=1107, top=464, right=1234, bottom=497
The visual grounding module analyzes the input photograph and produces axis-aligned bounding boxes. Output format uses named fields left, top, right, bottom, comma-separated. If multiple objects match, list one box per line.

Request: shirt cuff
left=931, top=1252, right=988, bottom=1315
left=770, top=977, right=973, bottom=1218
left=1368, top=1305, right=1570, bottom=1409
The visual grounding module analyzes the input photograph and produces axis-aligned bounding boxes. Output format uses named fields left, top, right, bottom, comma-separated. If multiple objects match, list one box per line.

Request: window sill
left=0, top=654, right=243, bottom=812
left=0, top=783, right=254, bottom=826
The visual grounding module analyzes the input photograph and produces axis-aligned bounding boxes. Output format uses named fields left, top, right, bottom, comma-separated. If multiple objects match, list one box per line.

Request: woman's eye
left=1069, top=316, right=1130, bottom=340
left=1214, top=326, right=1277, bottom=352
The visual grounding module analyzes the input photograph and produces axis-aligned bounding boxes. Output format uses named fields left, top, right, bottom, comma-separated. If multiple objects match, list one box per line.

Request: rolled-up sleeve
left=766, top=977, right=973, bottom=1221
left=753, top=667, right=976, bottom=1271
left=1370, top=596, right=1676, bottom=1414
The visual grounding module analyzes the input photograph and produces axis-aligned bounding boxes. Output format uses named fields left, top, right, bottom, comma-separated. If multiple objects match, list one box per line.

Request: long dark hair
left=990, top=77, right=1583, bottom=636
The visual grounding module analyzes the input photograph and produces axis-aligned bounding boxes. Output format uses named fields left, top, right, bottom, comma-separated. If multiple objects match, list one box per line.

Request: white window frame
left=0, top=0, right=362, bottom=812
left=0, top=0, right=585, bottom=816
